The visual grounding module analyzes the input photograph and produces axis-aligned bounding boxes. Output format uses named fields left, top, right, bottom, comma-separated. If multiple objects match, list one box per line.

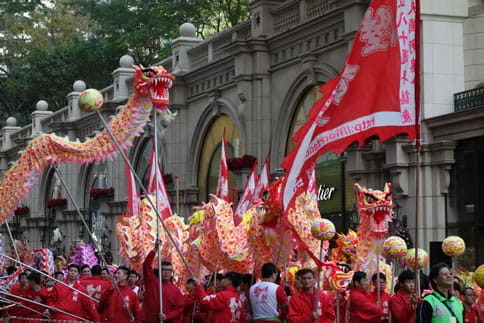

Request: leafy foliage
left=0, top=0, right=250, bottom=126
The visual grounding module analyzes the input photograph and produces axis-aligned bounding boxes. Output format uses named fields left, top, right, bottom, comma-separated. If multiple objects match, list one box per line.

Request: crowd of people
left=1, top=250, right=483, bottom=323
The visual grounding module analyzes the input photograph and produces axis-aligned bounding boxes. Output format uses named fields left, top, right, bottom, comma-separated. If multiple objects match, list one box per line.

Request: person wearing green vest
left=416, top=262, right=464, bottom=323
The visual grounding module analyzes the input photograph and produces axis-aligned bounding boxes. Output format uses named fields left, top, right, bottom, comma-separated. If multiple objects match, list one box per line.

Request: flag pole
left=414, top=0, right=422, bottom=296
left=153, top=111, right=164, bottom=322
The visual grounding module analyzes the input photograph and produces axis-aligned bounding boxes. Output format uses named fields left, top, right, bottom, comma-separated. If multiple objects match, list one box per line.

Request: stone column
left=112, top=55, right=135, bottom=103
left=171, top=23, right=202, bottom=74
left=31, top=100, right=53, bottom=137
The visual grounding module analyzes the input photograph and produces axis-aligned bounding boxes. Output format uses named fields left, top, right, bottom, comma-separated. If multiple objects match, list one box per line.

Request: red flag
left=252, top=153, right=270, bottom=203
left=282, top=0, right=419, bottom=214
left=234, top=162, right=258, bottom=225
left=147, top=140, right=173, bottom=219
left=125, top=161, right=139, bottom=218
left=216, top=130, right=230, bottom=202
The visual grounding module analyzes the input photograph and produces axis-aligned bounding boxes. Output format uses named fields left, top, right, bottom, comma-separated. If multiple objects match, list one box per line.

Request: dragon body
left=0, top=65, right=174, bottom=224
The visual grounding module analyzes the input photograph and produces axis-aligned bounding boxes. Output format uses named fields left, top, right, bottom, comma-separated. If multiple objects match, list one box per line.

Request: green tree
left=0, top=0, right=251, bottom=126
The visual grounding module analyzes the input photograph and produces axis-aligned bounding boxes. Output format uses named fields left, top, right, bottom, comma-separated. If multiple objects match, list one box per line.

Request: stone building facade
left=1, top=0, right=483, bottom=268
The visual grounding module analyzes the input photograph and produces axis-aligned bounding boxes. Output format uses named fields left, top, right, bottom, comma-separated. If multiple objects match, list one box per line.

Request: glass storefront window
left=448, top=136, right=484, bottom=269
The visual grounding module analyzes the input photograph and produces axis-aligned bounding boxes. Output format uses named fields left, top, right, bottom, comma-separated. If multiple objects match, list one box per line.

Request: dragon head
left=355, top=183, right=394, bottom=238
left=133, top=65, right=175, bottom=111
left=335, top=230, right=359, bottom=260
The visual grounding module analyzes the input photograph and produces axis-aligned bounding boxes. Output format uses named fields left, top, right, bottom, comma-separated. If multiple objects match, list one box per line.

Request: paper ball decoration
left=311, top=218, right=336, bottom=241
left=474, top=265, right=484, bottom=289
left=442, top=235, right=466, bottom=257
left=405, top=248, right=429, bottom=269
left=383, top=236, right=407, bottom=258
left=79, top=89, right=103, bottom=112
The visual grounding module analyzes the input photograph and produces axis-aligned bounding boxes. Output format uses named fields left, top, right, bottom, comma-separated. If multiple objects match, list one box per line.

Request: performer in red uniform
left=348, top=271, right=383, bottom=323
left=370, top=272, right=390, bottom=322
left=8, top=272, right=31, bottom=322
left=461, top=287, right=482, bottom=323
left=250, top=263, right=288, bottom=322
left=23, top=272, right=49, bottom=321
left=390, top=270, right=419, bottom=323
left=47, top=263, right=99, bottom=322
left=80, top=264, right=111, bottom=301
left=138, top=247, right=184, bottom=322
left=287, top=268, right=335, bottom=323
left=194, top=271, right=246, bottom=323
left=99, top=265, right=140, bottom=323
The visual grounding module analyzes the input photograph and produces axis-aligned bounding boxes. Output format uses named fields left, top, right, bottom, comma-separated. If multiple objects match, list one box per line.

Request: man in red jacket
left=370, top=272, right=390, bottom=322
left=287, top=268, right=335, bottom=323
left=390, top=270, right=419, bottom=323
left=8, top=271, right=30, bottom=321
left=138, top=247, right=184, bottom=322
left=99, top=265, right=140, bottom=323
left=194, top=271, right=246, bottom=323
left=348, top=271, right=383, bottom=323
left=80, top=264, right=111, bottom=301
left=47, top=263, right=99, bottom=322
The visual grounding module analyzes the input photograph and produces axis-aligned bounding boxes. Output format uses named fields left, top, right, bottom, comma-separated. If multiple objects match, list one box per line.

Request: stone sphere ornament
left=383, top=236, right=407, bottom=258
left=405, top=248, right=429, bottom=269
left=79, top=89, right=103, bottom=112
left=441, top=235, right=466, bottom=257
left=474, top=265, right=484, bottom=289
left=311, top=218, right=336, bottom=241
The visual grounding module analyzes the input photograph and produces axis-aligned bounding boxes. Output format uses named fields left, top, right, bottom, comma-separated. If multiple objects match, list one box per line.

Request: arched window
left=286, top=86, right=355, bottom=232
left=198, top=115, right=240, bottom=202
left=44, top=171, right=62, bottom=249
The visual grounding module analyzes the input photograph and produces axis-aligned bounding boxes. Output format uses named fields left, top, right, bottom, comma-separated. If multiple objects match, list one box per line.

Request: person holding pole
left=370, top=272, right=390, bottom=322
left=99, top=265, right=140, bottom=322
left=139, top=246, right=184, bottom=322
left=348, top=271, right=383, bottom=323
left=390, top=270, right=419, bottom=323
left=287, top=268, right=334, bottom=323
left=249, top=262, right=289, bottom=322
left=416, top=262, right=464, bottom=323
left=193, top=271, right=246, bottom=323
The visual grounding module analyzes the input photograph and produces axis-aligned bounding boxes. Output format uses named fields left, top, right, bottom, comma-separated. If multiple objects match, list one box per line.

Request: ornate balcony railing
left=454, top=87, right=484, bottom=112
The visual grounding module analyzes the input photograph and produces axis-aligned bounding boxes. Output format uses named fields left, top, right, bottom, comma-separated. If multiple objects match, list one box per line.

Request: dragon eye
left=366, top=195, right=377, bottom=203
left=142, top=68, right=155, bottom=78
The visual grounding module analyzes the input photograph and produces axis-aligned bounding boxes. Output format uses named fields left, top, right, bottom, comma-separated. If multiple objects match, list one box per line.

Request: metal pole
left=95, top=110, right=194, bottom=278
left=0, top=296, right=48, bottom=318
left=0, top=288, right=90, bottom=321
left=414, top=145, right=421, bottom=295
left=314, top=241, right=324, bottom=323
left=53, top=166, right=134, bottom=322
left=4, top=221, right=21, bottom=268
left=153, top=110, right=164, bottom=322
left=0, top=251, right=98, bottom=303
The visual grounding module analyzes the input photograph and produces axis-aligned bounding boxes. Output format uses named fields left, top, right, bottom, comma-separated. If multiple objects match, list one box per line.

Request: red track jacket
left=99, top=284, right=140, bottom=323
left=348, top=287, right=383, bottom=323
left=287, top=288, right=335, bottom=323
left=196, top=284, right=246, bottom=323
